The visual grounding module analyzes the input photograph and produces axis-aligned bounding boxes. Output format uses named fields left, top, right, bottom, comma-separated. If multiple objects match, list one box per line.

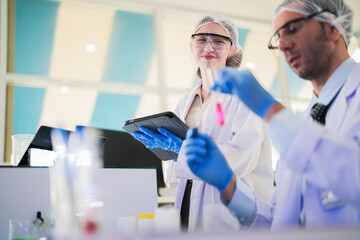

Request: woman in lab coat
left=134, top=14, right=274, bottom=232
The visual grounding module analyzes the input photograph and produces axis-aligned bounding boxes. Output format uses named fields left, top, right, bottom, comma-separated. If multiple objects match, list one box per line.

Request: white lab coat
left=163, top=80, right=274, bottom=232
left=253, top=62, right=360, bottom=229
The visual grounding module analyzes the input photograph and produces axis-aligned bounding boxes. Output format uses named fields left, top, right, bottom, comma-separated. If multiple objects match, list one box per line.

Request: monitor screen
left=17, top=126, right=70, bottom=166
left=101, top=129, right=165, bottom=188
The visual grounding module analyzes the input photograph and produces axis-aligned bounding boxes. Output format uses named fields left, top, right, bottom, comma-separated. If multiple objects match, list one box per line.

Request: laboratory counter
left=144, top=227, right=360, bottom=240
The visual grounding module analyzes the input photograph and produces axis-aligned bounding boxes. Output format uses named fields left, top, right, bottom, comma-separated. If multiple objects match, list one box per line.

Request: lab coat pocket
left=321, top=190, right=346, bottom=210
left=202, top=203, right=240, bottom=233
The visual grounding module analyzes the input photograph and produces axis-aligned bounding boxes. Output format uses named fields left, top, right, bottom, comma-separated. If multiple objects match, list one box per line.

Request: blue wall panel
left=102, top=11, right=155, bottom=84
left=15, top=0, right=59, bottom=75
left=270, top=65, right=304, bottom=98
left=13, top=0, right=59, bottom=134
left=237, top=28, right=250, bottom=48
left=287, top=65, right=304, bottom=97
left=270, top=76, right=280, bottom=96
left=90, top=93, right=140, bottom=131
left=92, top=11, right=155, bottom=130
left=355, top=31, right=360, bottom=40
left=13, top=87, right=45, bottom=135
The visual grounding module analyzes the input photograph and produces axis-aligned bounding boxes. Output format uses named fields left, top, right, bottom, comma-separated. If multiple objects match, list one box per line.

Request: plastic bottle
left=137, top=213, right=155, bottom=236
left=154, top=207, right=180, bottom=235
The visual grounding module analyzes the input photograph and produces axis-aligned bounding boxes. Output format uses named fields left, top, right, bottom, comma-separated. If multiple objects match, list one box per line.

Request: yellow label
left=138, top=213, right=154, bottom=219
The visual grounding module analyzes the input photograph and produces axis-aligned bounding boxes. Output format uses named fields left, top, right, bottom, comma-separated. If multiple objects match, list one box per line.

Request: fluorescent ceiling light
left=60, top=86, right=69, bottom=94
left=245, top=61, right=256, bottom=70
left=86, top=43, right=96, bottom=53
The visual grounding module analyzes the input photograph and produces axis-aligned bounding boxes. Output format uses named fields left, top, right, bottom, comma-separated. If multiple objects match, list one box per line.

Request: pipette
left=206, top=68, right=225, bottom=126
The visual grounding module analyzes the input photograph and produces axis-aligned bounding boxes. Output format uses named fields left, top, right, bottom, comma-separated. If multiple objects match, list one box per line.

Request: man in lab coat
left=183, top=0, right=360, bottom=229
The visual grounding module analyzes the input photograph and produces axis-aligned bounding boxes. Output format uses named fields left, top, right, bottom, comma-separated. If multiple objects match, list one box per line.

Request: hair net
left=274, top=0, right=353, bottom=46
left=193, top=14, right=242, bottom=54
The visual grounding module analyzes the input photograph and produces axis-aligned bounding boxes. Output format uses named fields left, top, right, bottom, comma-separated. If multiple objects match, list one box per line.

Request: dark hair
left=196, top=50, right=243, bottom=79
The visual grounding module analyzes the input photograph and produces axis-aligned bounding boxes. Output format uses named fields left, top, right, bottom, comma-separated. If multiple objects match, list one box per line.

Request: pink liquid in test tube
left=206, top=67, right=225, bottom=126
left=216, top=102, right=225, bottom=125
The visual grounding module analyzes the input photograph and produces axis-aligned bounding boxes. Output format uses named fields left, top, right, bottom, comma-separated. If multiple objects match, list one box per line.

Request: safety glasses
left=191, top=33, right=232, bottom=51
left=268, top=10, right=330, bottom=50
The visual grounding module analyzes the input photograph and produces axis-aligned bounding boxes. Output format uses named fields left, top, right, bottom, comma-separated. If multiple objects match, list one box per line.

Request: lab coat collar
left=342, top=60, right=360, bottom=96
left=325, top=61, right=360, bottom=132
left=179, top=80, right=203, bottom=122
left=309, top=58, right=357, bottom=107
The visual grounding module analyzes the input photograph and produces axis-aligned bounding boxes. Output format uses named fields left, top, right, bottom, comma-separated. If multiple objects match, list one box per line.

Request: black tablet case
left=123, top=111, right=189, bottom=160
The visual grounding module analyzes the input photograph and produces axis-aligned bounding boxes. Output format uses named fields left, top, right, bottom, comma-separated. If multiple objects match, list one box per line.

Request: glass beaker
left=8, top=220, right=37, bottom=240
left=11, top=134, right=34, bottom=166
left=8, top=219, right=51, bottom=240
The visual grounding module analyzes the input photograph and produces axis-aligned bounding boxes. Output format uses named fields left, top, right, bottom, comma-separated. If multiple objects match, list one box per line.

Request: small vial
left=154, top=207, right=180, bottom=235
left=137, top=213, right=155, bottom=236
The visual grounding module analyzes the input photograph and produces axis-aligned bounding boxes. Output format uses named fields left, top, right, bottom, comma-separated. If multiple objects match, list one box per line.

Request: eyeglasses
left=191, top=33, right=232, bottom=51
left=268, top=10, right=330, bottom=50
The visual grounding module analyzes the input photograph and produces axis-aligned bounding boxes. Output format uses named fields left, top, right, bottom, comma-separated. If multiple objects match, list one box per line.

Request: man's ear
left=190, top=42, right=193, bottom=53
left=328, top=24, right=342, bottom=42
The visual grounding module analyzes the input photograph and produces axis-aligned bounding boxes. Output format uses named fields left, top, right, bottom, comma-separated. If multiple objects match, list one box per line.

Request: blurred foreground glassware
left=11, top=134, right=34, bottom=166
left=8, top=218, right=51, bottom=240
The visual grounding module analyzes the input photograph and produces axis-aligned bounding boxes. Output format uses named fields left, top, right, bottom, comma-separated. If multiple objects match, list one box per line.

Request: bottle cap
left=138, top=213, right=154, bottom=219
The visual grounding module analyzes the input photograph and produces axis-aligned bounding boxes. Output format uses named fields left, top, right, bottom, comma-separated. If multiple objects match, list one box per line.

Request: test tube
left=206, top=68, right=225, bottom=126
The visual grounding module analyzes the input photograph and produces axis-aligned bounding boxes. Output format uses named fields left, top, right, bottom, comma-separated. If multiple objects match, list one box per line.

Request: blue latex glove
left=184, top=128, right=233, bottom=191
left=132, top=126, right=183, bottom=153
left=211, top=68, right=278, bottom=118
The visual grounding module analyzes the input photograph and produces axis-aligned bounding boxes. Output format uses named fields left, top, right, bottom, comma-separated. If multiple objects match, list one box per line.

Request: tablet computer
left=123, top=111, right=189, bottom=160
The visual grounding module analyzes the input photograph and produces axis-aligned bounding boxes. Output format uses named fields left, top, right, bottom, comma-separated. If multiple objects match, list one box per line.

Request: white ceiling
left=128, top=0, right=360, bottom=33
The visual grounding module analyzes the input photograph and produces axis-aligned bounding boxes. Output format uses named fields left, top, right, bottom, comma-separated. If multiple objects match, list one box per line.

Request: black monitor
left=101, top=129, right=165, bottom=189
left=17, top=126, right=165, bottom=189
left=17, top=126, right=70, bottom=166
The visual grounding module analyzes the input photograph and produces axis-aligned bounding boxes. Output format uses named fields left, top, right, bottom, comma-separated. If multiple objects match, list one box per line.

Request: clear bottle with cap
left=116, top=216, right=137, bottom=238
left=50, top=128, right=77, bottom=239
left=154, top=207, right=180, bottom=235
left=137, top=213, right=155, bottom=236
left=73, top=126, right=104, bottom=238
left=50, top=126, right=104, bottom=239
